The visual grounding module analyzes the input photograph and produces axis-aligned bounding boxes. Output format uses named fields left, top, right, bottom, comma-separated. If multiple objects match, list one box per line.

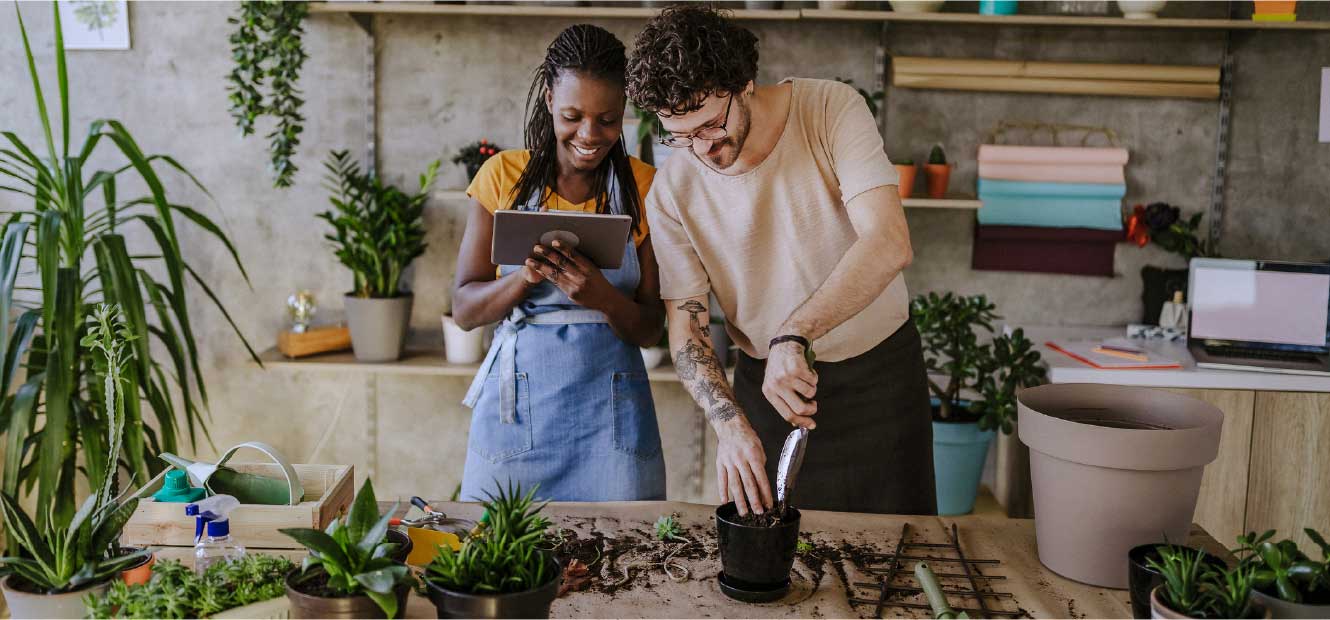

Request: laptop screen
left=1190, top=262, right=1330, bottom=348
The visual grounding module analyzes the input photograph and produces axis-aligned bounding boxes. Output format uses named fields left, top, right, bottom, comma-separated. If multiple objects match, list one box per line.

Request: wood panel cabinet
left=1248, top=392, right=1330, bottom=551
left=1166, top=388, right=1254, bottom=548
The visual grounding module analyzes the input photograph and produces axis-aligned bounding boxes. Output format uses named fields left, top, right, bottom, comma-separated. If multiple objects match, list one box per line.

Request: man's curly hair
left=626, top=4, right=759, bottom=115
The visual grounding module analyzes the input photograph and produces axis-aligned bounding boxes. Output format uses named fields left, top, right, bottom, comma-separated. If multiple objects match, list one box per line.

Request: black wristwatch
left=769, top=335, right=810, bottom=352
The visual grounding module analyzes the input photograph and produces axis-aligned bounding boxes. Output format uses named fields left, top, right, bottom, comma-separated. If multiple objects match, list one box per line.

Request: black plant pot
left=714, top=502, right=801, bottom=593
left=386, top=528, right=413, bottom=565
left=1140, top=266, right=1189, bottom=325
left=424, top=553, right=561, bottom=619
left=465, top=162, right=482, bottom=182
left=1127, top=543, right=1227, bottom=619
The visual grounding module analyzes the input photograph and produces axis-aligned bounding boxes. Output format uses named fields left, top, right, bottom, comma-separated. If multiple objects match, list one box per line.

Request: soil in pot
left=285, top=567, right=410, bottom=619
left=715, top=502, right=801, bottom=595
left=424, top=553, right=561, bottom=619
left=1128, top=543, right=1226, bottom=619
left=1, top=574, right=112, bottom=620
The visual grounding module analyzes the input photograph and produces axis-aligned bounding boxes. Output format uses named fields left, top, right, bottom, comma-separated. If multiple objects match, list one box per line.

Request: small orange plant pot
left=924, top=163, right=953, bottom=199
left=1253, top=0, right=1296, bottom=13
left=895, top=164, right=918, bottom=200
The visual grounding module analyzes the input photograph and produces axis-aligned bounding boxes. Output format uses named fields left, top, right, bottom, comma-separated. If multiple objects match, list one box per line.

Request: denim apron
left=460, top=166, right=666, bottom=502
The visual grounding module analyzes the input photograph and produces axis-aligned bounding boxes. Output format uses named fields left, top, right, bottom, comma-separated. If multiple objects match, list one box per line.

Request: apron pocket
left=612, top=371, right=662, bottom=460
left=471, top=372, right=534, bottom=463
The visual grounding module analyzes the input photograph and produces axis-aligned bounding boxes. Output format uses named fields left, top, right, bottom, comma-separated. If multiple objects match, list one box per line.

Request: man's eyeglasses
left=658, top=94, right=733, bottom=148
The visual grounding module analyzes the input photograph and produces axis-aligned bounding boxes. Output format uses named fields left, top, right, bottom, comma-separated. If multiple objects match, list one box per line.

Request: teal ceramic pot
left=932, top=417, right=995, bottom=516
left=979, top=0, right=1018, bottom=14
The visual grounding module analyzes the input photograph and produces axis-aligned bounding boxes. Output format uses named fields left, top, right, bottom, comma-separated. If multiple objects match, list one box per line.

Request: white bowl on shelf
left=1116, top=0, right=1166, bottom=19
left=641, top=347, right=667, bottom=370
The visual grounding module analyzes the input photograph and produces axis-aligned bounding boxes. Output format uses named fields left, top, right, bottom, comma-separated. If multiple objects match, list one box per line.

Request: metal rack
left=849, top=522, right=1020, bottom=618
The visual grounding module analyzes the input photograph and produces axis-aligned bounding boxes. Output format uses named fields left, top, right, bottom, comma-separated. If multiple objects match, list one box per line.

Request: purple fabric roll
left=972, top=225, right=1123, bottom=277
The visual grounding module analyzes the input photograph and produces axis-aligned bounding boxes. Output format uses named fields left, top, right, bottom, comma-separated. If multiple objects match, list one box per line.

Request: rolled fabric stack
left=973, top=145, right=1128, bottom=277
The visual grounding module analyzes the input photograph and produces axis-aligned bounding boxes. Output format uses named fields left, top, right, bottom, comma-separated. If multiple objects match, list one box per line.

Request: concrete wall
left=2, top=2, right=1328, bottom=504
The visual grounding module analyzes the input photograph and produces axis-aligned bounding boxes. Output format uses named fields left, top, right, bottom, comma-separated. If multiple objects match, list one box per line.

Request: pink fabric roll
left=978, top=145, right=1130, bottom=184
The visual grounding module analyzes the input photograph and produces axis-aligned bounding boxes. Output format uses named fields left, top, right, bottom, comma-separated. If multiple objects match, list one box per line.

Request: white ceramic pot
left=817, top=0, right=854, bottom=9
left=890, top=0, right=946, bottom=12
left=1, top=575, right=110, bottom=620
left=640, top=347, right=667, bottom=370
left=1116, top=0, right=1166, bottom=18
left=442, top=315, right=486, bottom=365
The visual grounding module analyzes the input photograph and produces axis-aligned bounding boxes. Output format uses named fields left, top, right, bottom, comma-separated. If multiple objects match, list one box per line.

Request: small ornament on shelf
left=286, top=290, right=317, bottom=334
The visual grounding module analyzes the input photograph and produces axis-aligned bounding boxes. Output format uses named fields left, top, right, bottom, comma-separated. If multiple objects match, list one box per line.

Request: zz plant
left=2, top=2, right=256, bottom=529
left=911, top=292, right=1047, bottom=432
left=280, top=479, right=411, bottom=618
left=426, top=482, right=555, bottom=595
left=227, top=0, right=310, bottom=188
left=0, top=305, right=146, bottom=594
left=319, top=150, right=438, bottom=299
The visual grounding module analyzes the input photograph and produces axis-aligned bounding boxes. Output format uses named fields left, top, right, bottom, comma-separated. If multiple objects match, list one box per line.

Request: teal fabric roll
left=978, top=178, right=1126, bottom=230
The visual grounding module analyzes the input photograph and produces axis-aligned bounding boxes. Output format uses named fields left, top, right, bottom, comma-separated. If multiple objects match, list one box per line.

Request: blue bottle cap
left=206, top=519, right=229, bottom=538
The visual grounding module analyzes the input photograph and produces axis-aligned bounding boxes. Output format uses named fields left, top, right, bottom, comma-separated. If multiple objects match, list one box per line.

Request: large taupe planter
left=345, top=294, right=413, bottom=362
left=1018, top=383, right=1223, bottom=589
left=1, top=575, right=110, bottom=619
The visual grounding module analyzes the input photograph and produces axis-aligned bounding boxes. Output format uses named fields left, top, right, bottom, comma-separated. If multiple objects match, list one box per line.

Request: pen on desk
left=1093, top=346, right=1149, bottom=362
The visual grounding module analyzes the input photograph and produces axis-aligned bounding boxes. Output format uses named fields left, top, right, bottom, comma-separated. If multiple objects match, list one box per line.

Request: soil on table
left=547, top=517, right=715, bottom=597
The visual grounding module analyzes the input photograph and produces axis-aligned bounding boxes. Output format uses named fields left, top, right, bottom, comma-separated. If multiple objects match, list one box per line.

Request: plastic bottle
left=186, top=495, right=245, bottom=574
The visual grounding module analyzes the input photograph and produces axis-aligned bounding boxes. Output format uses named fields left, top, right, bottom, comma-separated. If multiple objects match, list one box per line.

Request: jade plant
left=87, top=555, right=295, bottom=619
left=425, top=482, right=555, bottom=595
left=280, top=479, right=411, bottom=618
left=227, top=0, right=310, bottom=188
left=1232, top=529, right=1330, bottom=604
left=911, top=292, right=1046, bottom=432
left=319, top=150, right=439, bottom=299
left=1149, top=545, right=1261, bottom=619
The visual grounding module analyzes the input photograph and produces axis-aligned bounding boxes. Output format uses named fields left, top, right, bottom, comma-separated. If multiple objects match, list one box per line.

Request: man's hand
left=716, top=420, right=773, bottom=516
left=762, top=341, right=818, bottom=429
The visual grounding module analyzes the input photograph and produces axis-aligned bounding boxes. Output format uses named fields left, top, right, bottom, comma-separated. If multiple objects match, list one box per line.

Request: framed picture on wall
left=59, top=0, right=131, bottom=51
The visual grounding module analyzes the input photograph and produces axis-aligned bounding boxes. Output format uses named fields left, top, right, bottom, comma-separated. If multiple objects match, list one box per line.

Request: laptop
left=1187, top=257, right=1330, bottom=376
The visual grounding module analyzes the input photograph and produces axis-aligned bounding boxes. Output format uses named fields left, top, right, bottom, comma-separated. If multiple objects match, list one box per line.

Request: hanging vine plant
left=227, top=0, right=309, bottom=188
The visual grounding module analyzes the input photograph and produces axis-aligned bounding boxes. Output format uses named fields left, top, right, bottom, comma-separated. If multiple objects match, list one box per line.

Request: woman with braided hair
left=452, top=24, right=667, bottom=501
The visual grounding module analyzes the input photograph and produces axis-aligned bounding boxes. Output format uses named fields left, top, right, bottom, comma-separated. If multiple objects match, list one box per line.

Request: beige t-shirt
left=647, top=78, right=909, bottom=362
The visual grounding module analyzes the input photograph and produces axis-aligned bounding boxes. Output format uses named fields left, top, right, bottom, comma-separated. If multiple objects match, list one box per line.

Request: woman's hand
left=525, top=240, right=618, bottom=311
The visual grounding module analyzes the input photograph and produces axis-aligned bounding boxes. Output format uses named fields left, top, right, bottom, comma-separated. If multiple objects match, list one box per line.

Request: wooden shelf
left=257, top=346, right=694, bottom=382
left=801, top=8, right=1330, bottom=30
left=434, top=189, right=980, bottom=209
left=309, top=2, right=799, bottom=21
left=310, top=3, right=1330, bottom=30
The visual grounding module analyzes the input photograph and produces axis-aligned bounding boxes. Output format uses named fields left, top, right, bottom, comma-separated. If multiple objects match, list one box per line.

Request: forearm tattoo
left=674, top=301, right=740, bottom=424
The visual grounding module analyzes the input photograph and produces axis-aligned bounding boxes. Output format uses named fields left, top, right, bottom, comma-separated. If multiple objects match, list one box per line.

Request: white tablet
left=492, top=210, right=632, bottom=270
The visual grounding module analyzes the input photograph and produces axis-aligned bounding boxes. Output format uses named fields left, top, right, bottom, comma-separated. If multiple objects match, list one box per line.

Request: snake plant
left=0, top=2, right=256, bottom=532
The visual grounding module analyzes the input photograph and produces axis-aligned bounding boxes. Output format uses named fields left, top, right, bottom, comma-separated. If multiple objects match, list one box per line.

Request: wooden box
left=277, top=325, right=352, bottom=358
left=122, top=463, right=354, bottom=549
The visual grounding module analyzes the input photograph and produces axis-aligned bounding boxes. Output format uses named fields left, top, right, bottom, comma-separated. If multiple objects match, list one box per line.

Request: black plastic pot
left=715, top=502, right=801, bottom=591
left=386, top=528, right=413, bottom=565
left=424, top=553, right=561, bottom=619
left=285, top=567, right=410, bottom=619
left=1127, top=543, right=1227, bottom=619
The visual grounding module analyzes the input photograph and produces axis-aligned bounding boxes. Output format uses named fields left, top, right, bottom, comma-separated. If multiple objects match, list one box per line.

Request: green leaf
left=364, top=588, right=399, bottom=619
left=280, top=528, right=350, bottom=568
left=354, top=564, right=407, bottom=594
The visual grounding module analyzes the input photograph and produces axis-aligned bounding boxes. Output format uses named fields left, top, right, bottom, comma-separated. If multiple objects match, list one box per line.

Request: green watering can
left=140, top=441, right=305, bottom=506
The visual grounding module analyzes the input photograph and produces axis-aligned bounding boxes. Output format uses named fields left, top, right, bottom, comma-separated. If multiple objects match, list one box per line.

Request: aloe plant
left=425, top=482, right=553, bottom=595
left=0, top=304, right=145, bottom=593
left=0, top=2, right=256, bottom=531
left=280, top=479, right=411, bottom=618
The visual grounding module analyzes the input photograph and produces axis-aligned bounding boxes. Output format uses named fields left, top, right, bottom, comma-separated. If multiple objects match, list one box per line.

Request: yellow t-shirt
left=465, top=149, right=654, bottom=247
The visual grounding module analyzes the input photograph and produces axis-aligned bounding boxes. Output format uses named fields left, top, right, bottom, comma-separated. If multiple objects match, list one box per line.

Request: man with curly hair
left=628, top=4, right=934, bottom=516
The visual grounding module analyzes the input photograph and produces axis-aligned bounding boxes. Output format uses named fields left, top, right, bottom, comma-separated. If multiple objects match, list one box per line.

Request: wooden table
left=390, top=500, right=1229, bottom=619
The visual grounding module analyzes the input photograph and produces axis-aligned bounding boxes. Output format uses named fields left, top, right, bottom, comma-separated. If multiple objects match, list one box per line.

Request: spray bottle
left=186, top=495, right=246, bottom=574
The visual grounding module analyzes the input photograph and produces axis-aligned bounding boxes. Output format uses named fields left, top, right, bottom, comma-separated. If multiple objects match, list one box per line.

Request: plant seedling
left=928, top=144, right=947, bottom=165
left=796, top=539, right=814, bottom=554
left=654, top=514, right=689, bottom=543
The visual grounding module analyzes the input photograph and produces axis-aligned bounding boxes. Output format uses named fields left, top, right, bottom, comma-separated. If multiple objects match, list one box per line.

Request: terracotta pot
left=894, top=164, right=917, bottom=200
left=424, top=553, right=561, bottom=619
left=285, top=568, right=410, bottom=619
left=118, top=547, right=155, bottom=586
left=1253, top=0, right=1296, bottom=13
left=1, top=574, right=111, bottom=620
left=1018, top=383, right=1223, bottom=589
left=924, top=163, right=952, bottom=199
left=1250, top=588, right=1330, bottom=619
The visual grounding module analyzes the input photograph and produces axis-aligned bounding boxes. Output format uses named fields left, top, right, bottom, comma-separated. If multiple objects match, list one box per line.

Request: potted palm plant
left=0, top=305, right=148, bottom=619
left=319, top=150, right=439, bottom=362
left=1233, top=529, right=1330, bottom=618
left=911, top=292, right=1046, bottom=516
left=423, top=483, right=562, bottom=619
left=280, top=478, right=413, bottom=619
left=1148, top=544, right=1269, bottom=619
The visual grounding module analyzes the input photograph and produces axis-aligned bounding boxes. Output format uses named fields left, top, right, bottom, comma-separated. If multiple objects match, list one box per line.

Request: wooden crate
left=122, top=463, right=354, bottom=549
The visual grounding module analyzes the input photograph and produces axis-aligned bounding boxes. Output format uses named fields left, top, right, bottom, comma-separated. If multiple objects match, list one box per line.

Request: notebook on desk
left=1046, top=339, right=1182, bottom=370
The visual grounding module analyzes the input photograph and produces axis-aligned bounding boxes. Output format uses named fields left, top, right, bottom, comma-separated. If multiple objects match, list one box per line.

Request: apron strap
left=463, top=308, right=609, bottom=423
